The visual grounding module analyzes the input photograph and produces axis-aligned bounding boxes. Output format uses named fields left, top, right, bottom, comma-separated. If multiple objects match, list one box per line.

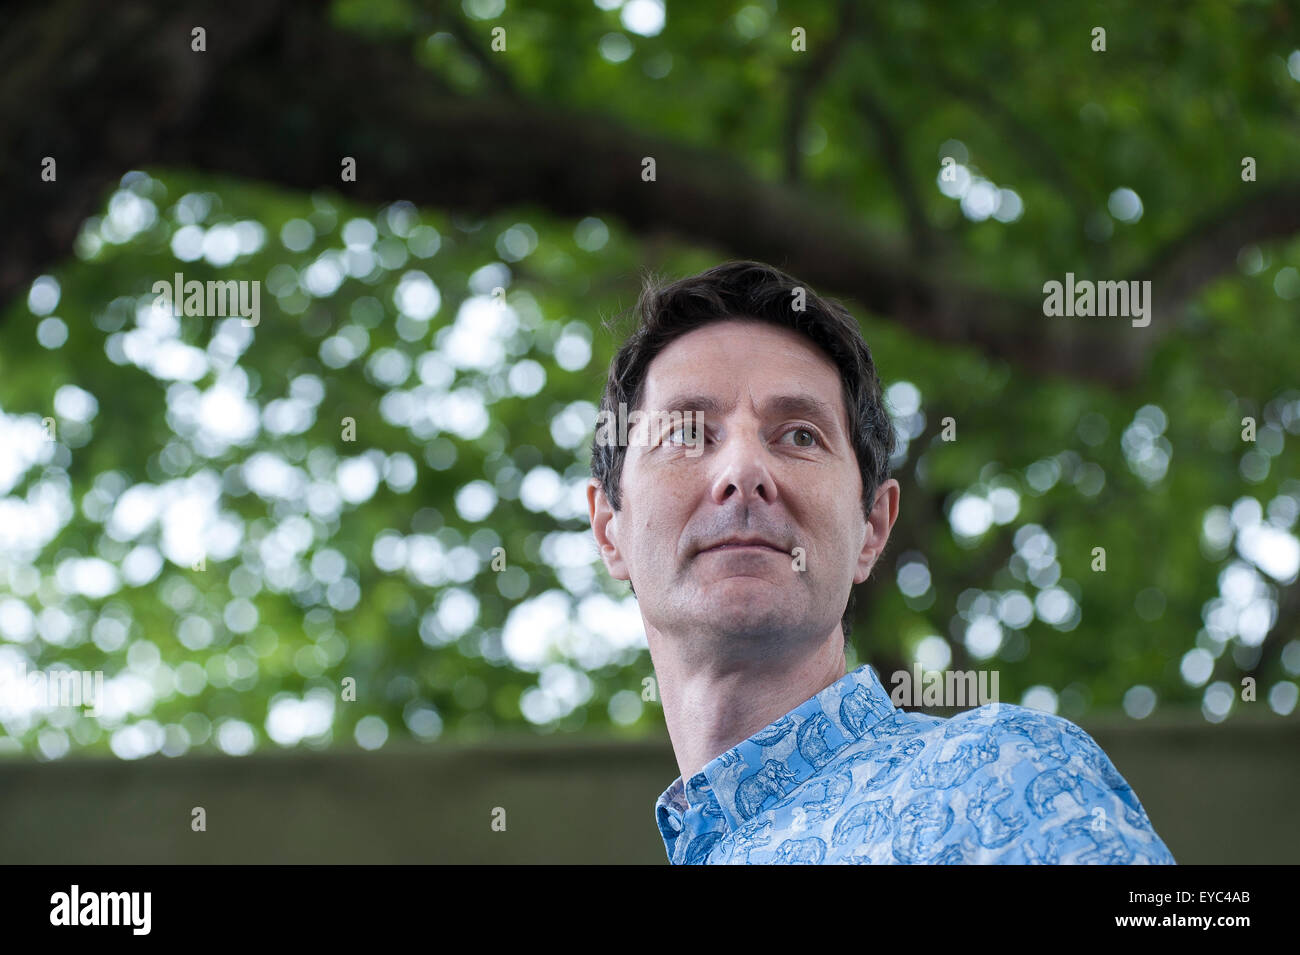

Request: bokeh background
left=1, top=0, right=1298, bottom=862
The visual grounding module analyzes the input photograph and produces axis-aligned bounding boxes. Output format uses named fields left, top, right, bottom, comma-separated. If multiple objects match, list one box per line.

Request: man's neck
left=649, top=632, right=847, bottom=783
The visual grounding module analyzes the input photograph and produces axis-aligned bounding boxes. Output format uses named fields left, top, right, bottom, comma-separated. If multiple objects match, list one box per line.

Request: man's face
left=587, top=319, right=899, bottom=661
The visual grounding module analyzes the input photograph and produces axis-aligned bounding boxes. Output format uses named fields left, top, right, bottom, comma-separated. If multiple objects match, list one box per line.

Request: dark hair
left=590, top=260, right=896, bottom=644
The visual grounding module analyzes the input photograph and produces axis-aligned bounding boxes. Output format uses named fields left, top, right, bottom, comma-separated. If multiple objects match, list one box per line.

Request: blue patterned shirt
left=654, top=663, right=1176, bottom=864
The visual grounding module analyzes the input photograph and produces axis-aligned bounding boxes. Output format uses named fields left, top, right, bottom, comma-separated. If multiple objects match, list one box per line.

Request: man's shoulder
left=806, top=702, right=1173, bottom=863
left=839, top=700, right=1136, bottom=800
left=720, top=702, right=1172, bottom=864
left=851, top=701, right=1103, bottom=756
left=923, top=703, right=1166, bottom=841
left=928, top=701, right=1109, bottom=754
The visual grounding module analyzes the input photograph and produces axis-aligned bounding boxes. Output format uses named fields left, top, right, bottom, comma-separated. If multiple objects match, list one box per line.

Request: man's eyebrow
left=653, top=393, right=842, bottom=434
left=761, top=395, right=840, bottom=433
left=656, top=394, right=730, bottom=417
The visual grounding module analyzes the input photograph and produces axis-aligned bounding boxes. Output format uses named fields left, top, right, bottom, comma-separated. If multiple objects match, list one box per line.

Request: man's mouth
left=699, top=540, right=785, bottom=555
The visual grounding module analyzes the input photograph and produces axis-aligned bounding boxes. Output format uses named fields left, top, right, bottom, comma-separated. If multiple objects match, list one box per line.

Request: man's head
left=586, top=260, right=899, bottom=661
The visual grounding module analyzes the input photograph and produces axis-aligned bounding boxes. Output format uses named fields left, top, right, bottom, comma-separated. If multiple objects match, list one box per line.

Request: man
left=586, top=260, right=1175, bottom=865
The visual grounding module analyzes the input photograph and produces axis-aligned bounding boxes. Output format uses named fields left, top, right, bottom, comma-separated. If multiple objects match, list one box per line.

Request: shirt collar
left=655, top=663, right=898, bottom=842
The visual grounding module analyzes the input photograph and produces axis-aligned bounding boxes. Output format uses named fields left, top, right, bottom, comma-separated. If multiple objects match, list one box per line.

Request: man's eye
left=782, top=427, right=819, bottom=448
left=666, top=424, right=699, bottom=444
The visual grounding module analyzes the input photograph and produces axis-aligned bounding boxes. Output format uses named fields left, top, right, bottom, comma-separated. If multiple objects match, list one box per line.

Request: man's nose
left=709, top=421, right=779, bottom=505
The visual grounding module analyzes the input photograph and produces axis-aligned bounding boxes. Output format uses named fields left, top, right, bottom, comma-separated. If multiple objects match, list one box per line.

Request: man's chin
left=696, top=580, right=796, bottom=629
left=701, top=573, right=787, bottom=596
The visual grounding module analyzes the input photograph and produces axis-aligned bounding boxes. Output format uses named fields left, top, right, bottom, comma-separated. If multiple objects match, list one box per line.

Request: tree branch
left=851, top=85, right=937, bottom=258
left=420, top=0, right=520, bottom=98
left=2, top=0, right=1297, bottom=391
left=781, top=0, right=856, bottom=185
left=1136, top=183, right=1300, bottom=338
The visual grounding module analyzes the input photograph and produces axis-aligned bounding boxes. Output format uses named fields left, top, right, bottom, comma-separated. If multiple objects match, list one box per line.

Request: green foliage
left=1, top=0, right=1298, bottom=762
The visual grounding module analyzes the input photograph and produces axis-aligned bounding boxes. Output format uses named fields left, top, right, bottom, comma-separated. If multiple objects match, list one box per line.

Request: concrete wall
left=1, top=712, right=1295, bottom=863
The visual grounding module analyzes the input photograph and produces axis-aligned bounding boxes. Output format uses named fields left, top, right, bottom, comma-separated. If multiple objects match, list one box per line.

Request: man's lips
left=698, top=541, right=786, bottom=555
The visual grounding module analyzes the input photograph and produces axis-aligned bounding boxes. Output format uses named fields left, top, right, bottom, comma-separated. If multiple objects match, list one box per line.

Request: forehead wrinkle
left=642, top=327, right=849, bottom=437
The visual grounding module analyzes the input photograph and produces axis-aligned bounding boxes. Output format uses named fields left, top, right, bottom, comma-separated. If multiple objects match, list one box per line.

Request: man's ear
left=853, top=478, right=900, bottom=585
left=587, top=478, right=630, bottom=581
